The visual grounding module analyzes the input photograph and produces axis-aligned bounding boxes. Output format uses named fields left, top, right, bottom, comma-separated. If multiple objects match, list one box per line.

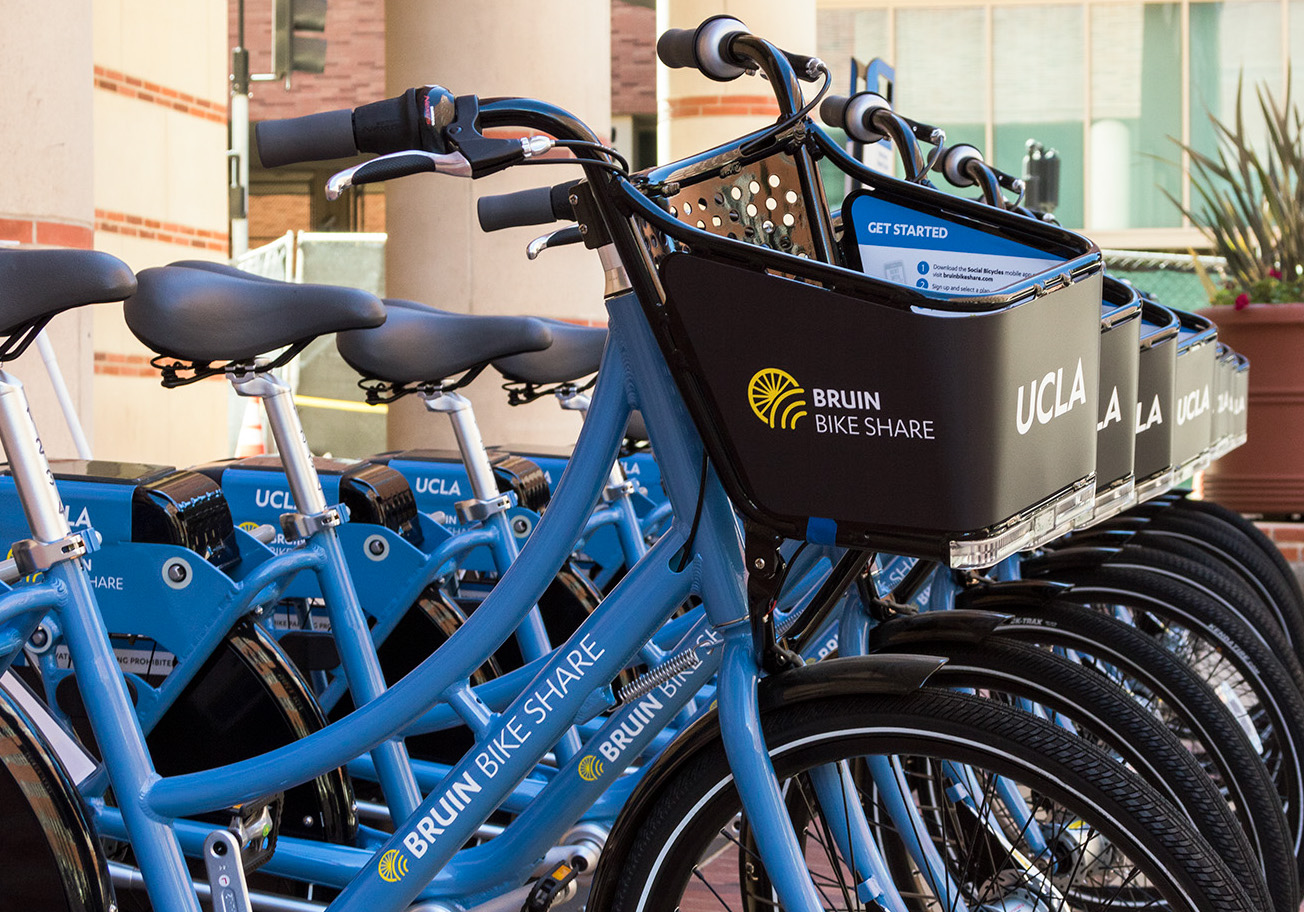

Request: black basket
left=1171, top=309, right=1217, bottom=480
left=1208, top=343, right=1250, bottom=461
left=1211, top=343, right=1234, bottom=458
left=1133, top=301, right=1180, bottom=502
left=1230, top=351, right=1249, bottom=449
left=1089, top=276, right=1142, bottom=523
left=630, top=142, right=1103, bottom=567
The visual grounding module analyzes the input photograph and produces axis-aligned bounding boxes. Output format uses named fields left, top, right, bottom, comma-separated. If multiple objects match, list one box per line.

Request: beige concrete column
left=0, top=1, right=96, bottom=458
left=384, top=0, right=611, bottom=452
left=658, top=0, right=816, bottom=161
left=91, top=0, right=232, bottom=467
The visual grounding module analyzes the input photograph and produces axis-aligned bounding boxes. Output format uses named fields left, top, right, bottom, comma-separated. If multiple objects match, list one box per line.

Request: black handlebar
left=477, top=180, right=579, bottom=232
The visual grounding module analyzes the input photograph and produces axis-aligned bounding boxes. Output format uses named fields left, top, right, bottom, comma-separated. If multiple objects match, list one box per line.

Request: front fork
left=716, top=524, right=897, bottom=912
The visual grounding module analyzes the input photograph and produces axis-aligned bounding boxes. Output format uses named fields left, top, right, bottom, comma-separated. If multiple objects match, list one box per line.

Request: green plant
left=1169, top=77, right=1304, bottom=307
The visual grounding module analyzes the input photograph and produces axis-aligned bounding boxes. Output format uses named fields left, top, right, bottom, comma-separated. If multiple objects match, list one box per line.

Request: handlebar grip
left=821, top=93, right=891, bottom=145
left=937, top=143, right=983, bottom=188
left=256, top=108, right=357, bottom=168
left=256, top=88, right=428, bottom=168
left=477, top=181, right=579, bottom=232
left=657, top=17, right=748, bottom=81
left=819, top=95, right=853, bottom=131
left=656, top=28, right=699, bottom=69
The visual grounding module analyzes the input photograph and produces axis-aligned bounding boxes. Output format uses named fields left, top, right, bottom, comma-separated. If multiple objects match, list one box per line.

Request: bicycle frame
left=0, top=257, right=875, bottom=912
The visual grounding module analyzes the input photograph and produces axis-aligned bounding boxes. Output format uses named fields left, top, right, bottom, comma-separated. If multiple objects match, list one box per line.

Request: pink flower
left=1235, top=292, right=1251, bottom=310
left=1270, top=268, right=1283, bottom=279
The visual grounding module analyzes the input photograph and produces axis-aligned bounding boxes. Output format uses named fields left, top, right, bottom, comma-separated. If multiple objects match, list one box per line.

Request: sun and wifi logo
left=748, top=368, right=807, bottom=430
left=378, top=849, right=408, bottom=883
left=578, top=755, right=604, bottom=781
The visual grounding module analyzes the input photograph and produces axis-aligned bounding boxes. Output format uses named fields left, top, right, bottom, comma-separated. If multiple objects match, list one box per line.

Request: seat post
left=228, top=367, right=328, bottom=516
left=422, top=388, right=501, bottom=503
left=0, top=369, right=73, bottom=543
left=557, top=384, right=628, bottom=490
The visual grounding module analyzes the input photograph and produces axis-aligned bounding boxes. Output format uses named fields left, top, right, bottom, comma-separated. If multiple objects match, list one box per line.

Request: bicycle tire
left=1025, top=555, right=1304, bottom=881
left=866, top=634, right=1278, bottom=911
left=966, top=598, right=1297, bottom=910
left=1105, top=506, right=1304, bottom=669
left=1168, top=493, right=1304, bottom=613
left=588, top=685, right=1258, bottom=912
left=1049, top=538, right=1304, bottom=684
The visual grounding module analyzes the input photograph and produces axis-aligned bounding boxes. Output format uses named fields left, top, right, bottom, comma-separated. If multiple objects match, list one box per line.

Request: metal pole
left=35, top=330, right=91, bottom=459
left=230, top=1, right=251, bottom=258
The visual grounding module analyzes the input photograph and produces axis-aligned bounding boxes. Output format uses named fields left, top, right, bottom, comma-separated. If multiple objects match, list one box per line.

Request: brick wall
left=1257, top=522, right=1304, bottom=567
left=235, top=0, right=650, bottom=120
left=239, top=0, right=647, bottom=241
left=232, top=0, right=385, bottom=121
left=612, top=0, right=654, bottom=116
left=250, top=193, right=310, bottom=248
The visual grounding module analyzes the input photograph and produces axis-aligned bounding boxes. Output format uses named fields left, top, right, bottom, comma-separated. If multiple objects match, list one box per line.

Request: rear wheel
left=0, top=681, right=115, bottom=912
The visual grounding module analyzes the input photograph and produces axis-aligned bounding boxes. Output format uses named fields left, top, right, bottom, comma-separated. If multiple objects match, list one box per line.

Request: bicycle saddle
left=126, top=264, right=386, bottom=362
left=493, top=319, right=606, bottom=384
left=0, top=248, right=136, bottom=336
left=336, top=298, right=552, bottom=385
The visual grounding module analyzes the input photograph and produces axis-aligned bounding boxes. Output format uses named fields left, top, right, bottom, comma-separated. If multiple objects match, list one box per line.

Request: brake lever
left=526, top=225, right=584, bottom=260
left=326, top=150, right=473, bottom=199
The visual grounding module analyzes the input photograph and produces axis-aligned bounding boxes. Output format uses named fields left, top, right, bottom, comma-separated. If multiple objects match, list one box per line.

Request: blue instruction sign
left=846, top=193, right=1061, bottom=295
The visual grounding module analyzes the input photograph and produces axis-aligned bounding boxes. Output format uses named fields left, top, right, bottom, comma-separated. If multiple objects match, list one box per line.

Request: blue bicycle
left=0, top=17, right=1265, bottom=912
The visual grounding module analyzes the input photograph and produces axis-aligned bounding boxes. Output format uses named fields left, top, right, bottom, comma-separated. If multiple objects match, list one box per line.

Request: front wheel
left=589, top=687, right=1256, bottom=912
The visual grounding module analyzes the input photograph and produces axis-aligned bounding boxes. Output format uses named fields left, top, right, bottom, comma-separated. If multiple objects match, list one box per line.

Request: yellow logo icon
left=378, top=849, right=407, bottom=883
left=748, top=368, right=807, bottom=430
left=578, top=755, right=604, bottom=781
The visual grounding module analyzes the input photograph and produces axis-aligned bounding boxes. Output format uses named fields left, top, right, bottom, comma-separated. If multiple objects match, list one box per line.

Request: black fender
left=1012, top=546, right=1122, bottom=577
left=868, top=609, right=1010, bottom=651
left=607, top=653, right=943, bottom=854
left=0, top=678, right=115, bottom=912
left=1053, top=528, right=1137, bottom=549
left=951, top=578, right=1072, bottom=612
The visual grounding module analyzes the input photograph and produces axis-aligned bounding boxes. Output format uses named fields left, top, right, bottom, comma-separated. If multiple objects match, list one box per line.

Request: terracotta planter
left=1198, top=302, right=1304, bottom=516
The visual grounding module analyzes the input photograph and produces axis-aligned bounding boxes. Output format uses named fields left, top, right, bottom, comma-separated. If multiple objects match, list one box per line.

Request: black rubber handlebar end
left=819, top=96, right=851, bottom=130
left=477, top=181, right=580, bottom=232
left=656, top=28, right=698, bottom=69
left=478, top=186, right=557, bottom=232
left=255, top=108, right=357, bottom=168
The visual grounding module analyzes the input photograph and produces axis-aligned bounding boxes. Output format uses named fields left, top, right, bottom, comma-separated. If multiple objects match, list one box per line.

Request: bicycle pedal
left=226, top=792, right=284, bottom=872
left=203, top=830, right=253, bottom=912
left=522, top=861, right=579, bottom=912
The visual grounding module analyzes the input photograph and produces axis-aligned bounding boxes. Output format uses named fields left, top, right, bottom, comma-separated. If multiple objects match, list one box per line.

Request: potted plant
left=1171, top=80, right=1304, bottom=516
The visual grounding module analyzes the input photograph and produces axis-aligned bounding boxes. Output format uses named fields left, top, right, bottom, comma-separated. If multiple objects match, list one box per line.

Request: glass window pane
left=816, top=9, right=892, bottom=207
left=1089, top=3, right=1182, bottom=230
left=992, top=5, right=1085, bottom=227
left=1291, top=1, right=1304, bottom=102
left=1189, top=1, right=1283, bottom=164
left=894, top=5, right=988, bottom=180
left=816, top=8, right=890, bottom=98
